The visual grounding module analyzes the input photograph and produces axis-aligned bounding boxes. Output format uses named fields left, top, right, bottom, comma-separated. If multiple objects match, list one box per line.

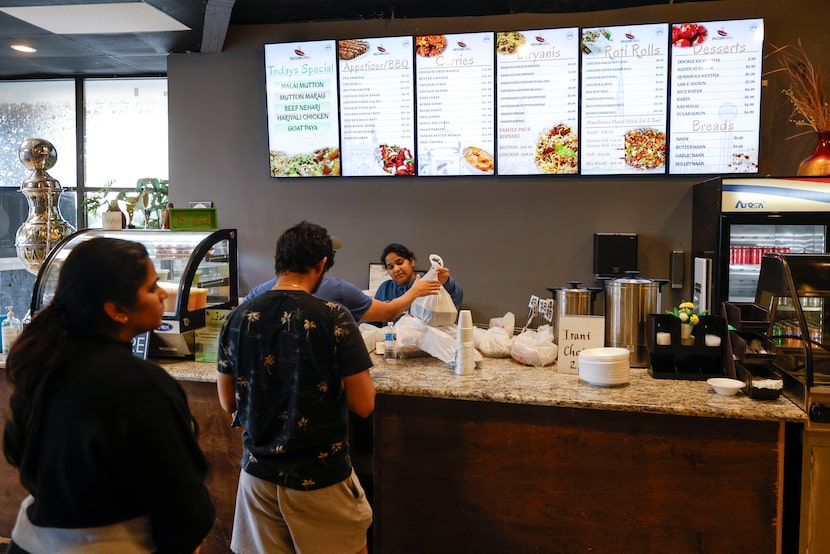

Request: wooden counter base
left=374, top=394, right=796, bottom=553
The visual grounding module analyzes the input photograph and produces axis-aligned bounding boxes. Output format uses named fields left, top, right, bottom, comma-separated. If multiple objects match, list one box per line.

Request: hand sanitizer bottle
left=384, top=322, right=396, bottom=361
left=2, top=306, right=22, bottom=355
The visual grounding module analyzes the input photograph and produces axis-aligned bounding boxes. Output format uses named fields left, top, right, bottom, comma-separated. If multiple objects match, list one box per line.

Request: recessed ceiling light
left=10, top=44, right=37, bottom=53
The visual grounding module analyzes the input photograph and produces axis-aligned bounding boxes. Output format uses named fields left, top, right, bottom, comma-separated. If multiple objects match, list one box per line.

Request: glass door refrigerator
left=692, top=176, right=830, bottom=311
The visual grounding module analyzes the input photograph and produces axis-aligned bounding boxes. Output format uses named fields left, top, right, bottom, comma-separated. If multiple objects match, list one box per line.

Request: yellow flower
left=679, top=302, right=695, bottom=309
left=690, top=314, right=700, bottom=325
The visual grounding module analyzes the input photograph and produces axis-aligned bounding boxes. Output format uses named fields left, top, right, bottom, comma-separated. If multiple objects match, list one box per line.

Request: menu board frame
left=261, top=16, right=764, bottom=179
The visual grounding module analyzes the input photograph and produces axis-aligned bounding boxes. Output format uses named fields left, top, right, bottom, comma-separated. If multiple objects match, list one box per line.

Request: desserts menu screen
left=668, top=18, right=764, bottom=174
left=415, top=33, right=495, bottom=176
left=265, top=40, right=340, bottom=177
left=496, top=28, right=580, bottom=175
left=580, top=23, right=670, bottom=175
left=338, top=36, right=415, bottom=176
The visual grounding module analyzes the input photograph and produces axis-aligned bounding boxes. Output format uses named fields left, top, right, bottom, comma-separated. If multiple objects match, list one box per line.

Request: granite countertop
left=154, top=354, right=807, bottom=423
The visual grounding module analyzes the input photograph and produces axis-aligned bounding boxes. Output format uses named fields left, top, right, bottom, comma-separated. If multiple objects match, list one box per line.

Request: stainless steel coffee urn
left=547, top=281, right=602, bottom=343
left=604, top=271, right=667, bottom=367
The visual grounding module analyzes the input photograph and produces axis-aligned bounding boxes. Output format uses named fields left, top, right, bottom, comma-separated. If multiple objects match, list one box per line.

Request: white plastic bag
left=392, top=316, right=423, bottom=354
left=511, top=324, right=558, bottom=367
left=410, top=254, right=458, bottom=327
left=359, top=323, right=381, bottom=353
left=479, top=327, right=513, bottom=358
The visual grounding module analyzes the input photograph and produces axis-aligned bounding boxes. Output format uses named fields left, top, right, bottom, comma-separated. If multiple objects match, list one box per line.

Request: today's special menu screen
left=668, top=18, right=764, bottom=174
left=264, top=40, right=341, bottom=177
left=262, top=17, right=764, bottom=178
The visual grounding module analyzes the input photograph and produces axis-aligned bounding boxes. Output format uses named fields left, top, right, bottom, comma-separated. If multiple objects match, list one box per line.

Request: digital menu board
left=265, top=40, right=340, bottom=177
left=496, top=28, right=580, bottom=175
left=338, top=36, right=415, bottom=176
left=669, top=18, right=764, bottom=174
left=580, top=23, right=670, bottom=175
left=415, top=33, right=495, bottom=176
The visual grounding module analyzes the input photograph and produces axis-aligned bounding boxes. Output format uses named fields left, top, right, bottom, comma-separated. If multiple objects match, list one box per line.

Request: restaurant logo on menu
left=290, top=47, right=311, bottom=60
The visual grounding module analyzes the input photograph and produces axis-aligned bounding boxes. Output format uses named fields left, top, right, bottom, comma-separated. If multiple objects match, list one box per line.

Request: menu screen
left=580, top=23, right=670, bottom=175
left=496, top=28, right=579, bottom=175
left=338, top=36, right=415, bottom=176
left=669, top=18, right=764, bottom=174
left=415, top=33, right=495, bottom=176
left=264, top=40, right=340, bottom=177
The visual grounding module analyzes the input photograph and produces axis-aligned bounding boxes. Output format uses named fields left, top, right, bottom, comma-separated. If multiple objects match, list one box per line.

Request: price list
left=416, top=32, right=495, bottom=176
left=580, top=23, right=669, bottom=175
left=669, top=18, right=764, bottom=174
left=264, top=40, right=340, bottom=177
left=496, top=28, right=579, bottom=175
left=339, top=36, right=415, bottom=176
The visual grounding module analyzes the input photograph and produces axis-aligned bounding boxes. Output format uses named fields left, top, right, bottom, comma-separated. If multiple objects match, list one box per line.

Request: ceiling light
left=0, top=3, right=190, bottom=35
left=10, top=44, right=37, bottom=53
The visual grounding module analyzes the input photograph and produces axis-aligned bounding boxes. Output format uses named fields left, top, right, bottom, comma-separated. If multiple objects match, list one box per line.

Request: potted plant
left=81, top=180, right=126, bottom=229
left=667, top=301, right=707, bottom=344
left=135, top=177, right=169, bottom=229
left=769, top=39, right=830, bottom=175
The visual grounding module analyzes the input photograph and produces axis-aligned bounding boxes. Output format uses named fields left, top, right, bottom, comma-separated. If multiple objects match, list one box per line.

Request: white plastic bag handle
left=429, top=254, right=444, bottom=269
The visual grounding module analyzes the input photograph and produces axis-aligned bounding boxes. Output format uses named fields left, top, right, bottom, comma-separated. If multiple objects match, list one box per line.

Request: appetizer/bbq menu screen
left=496, top=28, right=580, bottom=175
left=580, top=23, right=670, bottom=175
left=265, top=40, right=340, bottom=177
left=338, top=36, right=415, bottom=176
left=668, top=18, right=764, bottom=174
left=415, top=33, right=495, bottom=176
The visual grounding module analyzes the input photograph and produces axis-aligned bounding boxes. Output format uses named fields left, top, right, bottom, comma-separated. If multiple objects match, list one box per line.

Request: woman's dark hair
left=3, top=237, right=151, bottom=486
left=274, top=221, right=335, bottom=275
left=381, top=243, right=415, bottom=265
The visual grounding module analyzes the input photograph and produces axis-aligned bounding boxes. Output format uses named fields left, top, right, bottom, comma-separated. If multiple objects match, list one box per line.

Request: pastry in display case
left=30, top=228, right=238, bottom=357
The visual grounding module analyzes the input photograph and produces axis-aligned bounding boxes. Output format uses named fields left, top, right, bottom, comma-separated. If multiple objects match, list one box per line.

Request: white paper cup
left=458, top=309, right=473, bottom=328
left=656, top=332, right=671, bottom=346
left=705, top=334, right=721, bottom=347
left=375, top=342, right=385, bottom=355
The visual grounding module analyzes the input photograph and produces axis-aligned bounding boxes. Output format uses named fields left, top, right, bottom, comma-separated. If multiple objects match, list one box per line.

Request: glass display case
left=755, top=253, right=830, bottom=410
left=31, top=228, right=238, bottom=356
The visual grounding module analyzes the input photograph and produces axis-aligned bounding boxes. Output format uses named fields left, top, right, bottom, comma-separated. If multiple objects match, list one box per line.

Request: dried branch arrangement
left=768, top=40, right=830, bottom=139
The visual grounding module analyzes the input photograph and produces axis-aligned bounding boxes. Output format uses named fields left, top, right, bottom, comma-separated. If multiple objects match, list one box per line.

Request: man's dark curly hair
left=274, top=221, right=335, bottom=275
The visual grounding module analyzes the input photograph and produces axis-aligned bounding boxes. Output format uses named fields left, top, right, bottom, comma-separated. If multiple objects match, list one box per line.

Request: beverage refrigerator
left=692, top=176, right=830, bottom=312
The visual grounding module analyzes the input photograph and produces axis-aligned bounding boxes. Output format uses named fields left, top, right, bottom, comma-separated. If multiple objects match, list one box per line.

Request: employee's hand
left=435, top=267, right=451, bottom=285
left=410, top=274, right=442, bottom=297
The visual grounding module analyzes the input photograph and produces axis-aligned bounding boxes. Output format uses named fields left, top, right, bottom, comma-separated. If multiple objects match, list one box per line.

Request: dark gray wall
left=167, top=0, right=822, bottom=322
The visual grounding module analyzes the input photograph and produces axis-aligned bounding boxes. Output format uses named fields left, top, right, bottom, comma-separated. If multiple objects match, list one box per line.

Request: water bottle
left=384, top=322, right=396, bottom=361
left=2, top=306, right=22, bottom=355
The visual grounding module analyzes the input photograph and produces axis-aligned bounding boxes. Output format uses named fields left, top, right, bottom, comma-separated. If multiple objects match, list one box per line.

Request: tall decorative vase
left=797, top=131, right=830, bottom=176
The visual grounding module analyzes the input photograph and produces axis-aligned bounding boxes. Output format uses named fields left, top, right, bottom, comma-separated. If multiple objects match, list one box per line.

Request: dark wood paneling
left=374, top=395, right=785, bottom=553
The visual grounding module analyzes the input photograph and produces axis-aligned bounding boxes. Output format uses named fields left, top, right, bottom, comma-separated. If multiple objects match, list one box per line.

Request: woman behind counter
left=375, top=243, right=463, bottom=311
left=3, top=237, right=214, bottom=554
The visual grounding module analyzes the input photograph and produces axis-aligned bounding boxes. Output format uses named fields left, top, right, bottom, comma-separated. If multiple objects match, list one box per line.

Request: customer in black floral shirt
left=217, top=221, right=375, bottom=554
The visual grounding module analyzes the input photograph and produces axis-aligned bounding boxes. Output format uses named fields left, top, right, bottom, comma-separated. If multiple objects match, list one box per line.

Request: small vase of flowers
left=667, top=301, right=707, bottom=344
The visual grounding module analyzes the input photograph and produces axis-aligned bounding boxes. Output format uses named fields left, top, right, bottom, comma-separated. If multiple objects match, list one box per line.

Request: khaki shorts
left=231, top=469, right=372, bottom=554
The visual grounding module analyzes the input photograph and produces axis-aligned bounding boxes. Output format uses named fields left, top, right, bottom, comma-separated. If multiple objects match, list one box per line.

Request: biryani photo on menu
left=535, top=123, right=579, bottom=174
left=622, top=128, right=666, bottom=170
left=270, top=147, right=341, bottom=177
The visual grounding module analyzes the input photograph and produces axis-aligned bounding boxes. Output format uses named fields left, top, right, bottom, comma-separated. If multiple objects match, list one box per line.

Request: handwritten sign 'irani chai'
left=557, top=315, right=605, bottom=374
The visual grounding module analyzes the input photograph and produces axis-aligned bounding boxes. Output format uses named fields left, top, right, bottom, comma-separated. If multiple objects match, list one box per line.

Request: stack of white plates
left=578, top=347, right=631, bottom=387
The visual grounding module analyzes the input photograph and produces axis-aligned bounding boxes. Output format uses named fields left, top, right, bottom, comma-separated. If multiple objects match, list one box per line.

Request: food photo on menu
left=264, top=40, right=341, bottom=177
left=415, top=32, right=496, bottom=176
left=495, top=28, right=580, bottom=175
left=338, top=36, right=416, bottom=177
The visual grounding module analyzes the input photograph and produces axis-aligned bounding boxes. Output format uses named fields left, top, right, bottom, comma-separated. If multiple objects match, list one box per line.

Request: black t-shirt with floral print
left=218, top=290, right=373, bottom=490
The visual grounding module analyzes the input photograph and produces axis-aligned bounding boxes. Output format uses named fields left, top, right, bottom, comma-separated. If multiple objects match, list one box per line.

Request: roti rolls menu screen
left=265, top=40, right=340, bottom=177
left=263, top=17, right=764, bottom=178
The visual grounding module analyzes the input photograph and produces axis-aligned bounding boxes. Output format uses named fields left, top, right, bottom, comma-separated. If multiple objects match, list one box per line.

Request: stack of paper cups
left=456, top=310, right=475, bottom=375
